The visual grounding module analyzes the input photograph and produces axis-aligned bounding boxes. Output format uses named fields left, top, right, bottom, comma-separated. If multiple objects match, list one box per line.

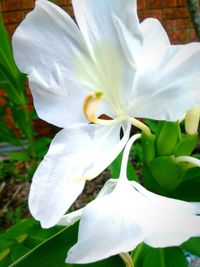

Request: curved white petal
left=138, top=18, right=170, bottom=70
left=57, top=208, right=83, bottom=227
left=129, top=182, right=200, bottom=247
left=67, top=178, right=200, bottom=263
left=29, top=122, right=130, bottom=228
left=128, top=42, right=200, bottom=121
left=12, top=0, right=92, bottom=127
left=66, top=180, right=146, bottom=264
left=131, top=181, right=200, bottom=215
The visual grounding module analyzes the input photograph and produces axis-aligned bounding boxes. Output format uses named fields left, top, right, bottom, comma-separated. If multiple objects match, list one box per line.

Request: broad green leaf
left=182, top=237, right=200, bottom=257
left=142, top=164, right=167, bottom=195
left=182, top=167, right=200, bottom=182
left=173, top=134, right=198, bottom=156
left=156, top=121, right=180, bottom=156
left=132, top=243, right=151, bottom=267
left=0, top=218, right=61, bottom=266
left=10, top=223, right=124, bottom=267
left=149, top=156, right=183, bottom=191
left=170, top=176, right=200, bottom=201
left=143, top=247, right=187, bottom=267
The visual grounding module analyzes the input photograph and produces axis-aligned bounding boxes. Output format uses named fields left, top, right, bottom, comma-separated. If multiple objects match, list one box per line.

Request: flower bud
left=185, top=104, right=200, bottom=135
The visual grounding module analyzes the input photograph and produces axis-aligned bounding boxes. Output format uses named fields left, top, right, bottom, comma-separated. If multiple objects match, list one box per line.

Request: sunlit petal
left=29, top=122, right=130, bottom=228
left=128, top=42, right=200, bottom=121
left=66, top=180, right=146, bottom=264
left=12, top=0, right=91, bottom=127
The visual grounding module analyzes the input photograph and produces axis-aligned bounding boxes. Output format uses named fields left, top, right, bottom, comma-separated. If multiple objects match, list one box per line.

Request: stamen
left=83, top=92, right=116, bottom=125
left=176, top=156, right=200, bottom=167
left=129, top=118, right=151, bottom=136
left=119, top=253, right=134, bottom=267
left=76, top=176, right=93, bottom=181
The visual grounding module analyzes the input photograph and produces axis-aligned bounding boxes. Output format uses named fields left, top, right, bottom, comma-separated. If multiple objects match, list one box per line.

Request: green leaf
left=182, top=166, right=200, bottom=182
left=173, top=134, right=198, bottom=156
left=141, top=132, right=155, bottom=163
left=171, top=175, right=200, bottom=201
left=143, top=247, right=187, bottom=267
left=34, top=137, right=51, bottom=157
left=0, top=218, right=61, bottom=266
left=9, top=152, right=30, bottom=162
left=156, top=121, right=180, bottom=156
left=149, top=156, right=183, bottom=191
left=182, top=237, right=200, bottom=257
left=10, top=223, right=124, bottom=267
left=142, top=164, right=167, bottom=195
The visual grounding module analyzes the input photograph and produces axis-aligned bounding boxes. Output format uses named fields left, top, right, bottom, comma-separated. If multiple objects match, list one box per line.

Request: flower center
left=83, top=92, right=119, bottom=125
left=83, top=92, right=151, bottom=135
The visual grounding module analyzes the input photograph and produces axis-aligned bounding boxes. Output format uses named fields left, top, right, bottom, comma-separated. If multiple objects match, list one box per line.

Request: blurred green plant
left=0, top=13, right=51, bottom=180
left=187, top=0, right=200, bottom=40
left=0, top=218, right=62, bottom=267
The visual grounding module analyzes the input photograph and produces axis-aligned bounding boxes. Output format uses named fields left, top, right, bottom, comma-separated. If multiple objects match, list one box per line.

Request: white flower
left=12, top=0, right=200, bottom=228
left=64, top=134, right=200, bottom=264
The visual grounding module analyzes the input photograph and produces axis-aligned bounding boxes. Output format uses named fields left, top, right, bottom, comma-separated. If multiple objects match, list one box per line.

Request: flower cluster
left=12, top=0, right=200, bottom=265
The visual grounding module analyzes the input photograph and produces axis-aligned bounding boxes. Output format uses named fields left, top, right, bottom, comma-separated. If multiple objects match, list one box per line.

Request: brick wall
left=138, top=0, right=197, bottom=43
left=0, top=0, right=198, bottom=138
left=1, top=0, right=197, bottom=43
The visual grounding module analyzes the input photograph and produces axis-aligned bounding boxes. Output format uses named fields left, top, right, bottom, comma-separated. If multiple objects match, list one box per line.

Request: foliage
left=0, top=14, right=51, bottom=180
left=9, top=222, right=124, bottom=267
left=0, top=218, right=62, bottom=267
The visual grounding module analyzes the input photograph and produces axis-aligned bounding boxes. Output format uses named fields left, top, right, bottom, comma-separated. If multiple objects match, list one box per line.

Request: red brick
left=177, top=0, right=186, bottom=6
left=1, top=0, right=34, bottom=11
left=3, top=11, right=23, bottom=24
left=176, top=19, right=192, bottom=30
left=161, top=0, right=177, bottom=7
left=168, top=30, right=187, bottom=43
left=186, top=30, right=198, bottom=42
left=137, top=0, right=145, bottom=11
left=6, top=23, right=18, bottom=36
left=163, top=19, right=176, bottom=30
left=145, top=0, right=161, bottom=9
left=162, top=7, right=189, bottom=19
left=139, top=9, right=162, bottom=21
left=21, top=9, right=33, bottom=20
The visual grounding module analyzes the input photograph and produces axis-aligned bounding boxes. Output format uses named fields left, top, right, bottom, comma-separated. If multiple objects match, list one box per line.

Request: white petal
left=139, top=18, right=170, bottom=70
left=57, top=209, right=83, bottom=227
left=113, top=18, right=169, bottom=72
left=128, top=42, right=200, bottom=121
left=12, top=0, right=91, bottom=127
left=66, top=180, right=146, bottom=264
left=72, top=0, right=140, bottom=113
left=131, top=181, right=200, bottom=215
left=72, top=0, right=140, bottom=52
left=28, top=69, right=88, bottom=127
left=144, top=215, right=200, bottom=248
left=29, top=122, right=130, bottom=228
left=130, top=182, right=200, bottom=247
left=112, top=15, right=141, bottom=70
